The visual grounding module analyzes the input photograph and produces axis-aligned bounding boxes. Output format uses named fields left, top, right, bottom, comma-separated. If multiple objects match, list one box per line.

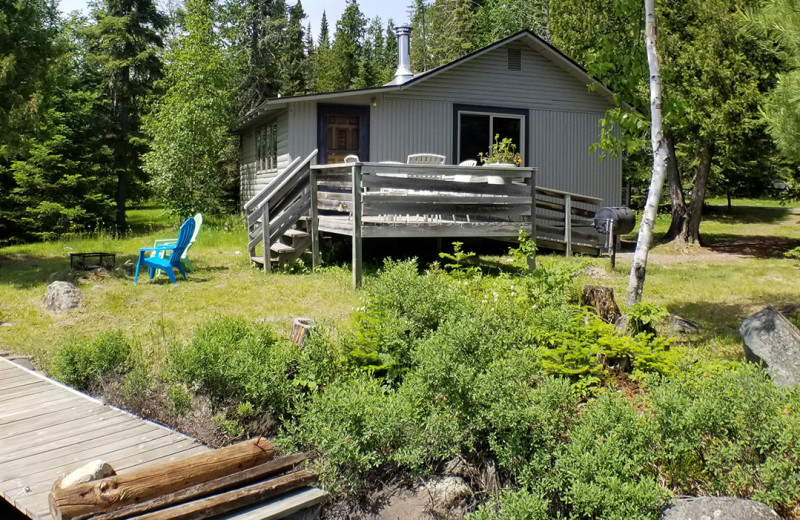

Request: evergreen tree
left=318, top=9, right=330, bottom=49
left=143, top=0, right=239, bottom=216
left=83, top=0, right=167, bottom=230
left=304, top=21, right=316, bottom=91
left=317, top=0, right=366, bottom=91
left=281, top=1, right=308, bottom=95
left=240, top=0, right=287, bottom=113
left=477, top=0, right=551, bottom=43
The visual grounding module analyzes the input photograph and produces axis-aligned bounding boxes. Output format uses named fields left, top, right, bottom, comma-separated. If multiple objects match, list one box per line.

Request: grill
left=593, top=206, right=635, bottom=235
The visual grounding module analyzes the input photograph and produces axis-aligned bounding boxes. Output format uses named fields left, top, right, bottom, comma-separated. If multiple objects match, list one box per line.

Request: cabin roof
left=234, top=30, right=622, bottom=132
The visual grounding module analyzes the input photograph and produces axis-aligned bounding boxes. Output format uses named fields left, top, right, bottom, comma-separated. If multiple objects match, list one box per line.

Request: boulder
left=740, top=306, right=800, bottom=388
left=43, top=281, right=82, bottom=314
left=662, top=497, right=778, bottom=520
left=671, top=314, right=703, bottom=333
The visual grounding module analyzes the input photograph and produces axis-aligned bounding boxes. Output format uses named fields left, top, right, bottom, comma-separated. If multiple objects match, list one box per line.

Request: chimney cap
left=393, top=25, right=412, bottom=35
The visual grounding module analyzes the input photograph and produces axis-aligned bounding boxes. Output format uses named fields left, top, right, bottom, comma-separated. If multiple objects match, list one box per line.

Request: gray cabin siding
left=240, top=112, right=290, bottom=203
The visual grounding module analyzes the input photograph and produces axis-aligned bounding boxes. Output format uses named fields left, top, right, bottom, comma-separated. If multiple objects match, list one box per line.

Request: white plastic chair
left=344, top=154, right=360, bottom=164
left=407, top=153, right=446, bottom=165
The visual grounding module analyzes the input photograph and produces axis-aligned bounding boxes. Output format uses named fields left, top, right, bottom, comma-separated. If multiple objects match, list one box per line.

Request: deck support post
left=352, top=164, right=363, bottom=288
left=528, top=169, right=537, bottom=271
left=309, top=167, right=320, bottom=269
left=262, top=204, right=271, bottom=272
left=564, top=194, right=572, bottom=257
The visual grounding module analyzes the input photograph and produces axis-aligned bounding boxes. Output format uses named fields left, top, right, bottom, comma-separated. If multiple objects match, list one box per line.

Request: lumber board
left=219, top=488, right=327, bottom=520
left=0, top=413, right=137, bottom=461
left=0, top=372, right=42, bottom=391
left=361, top=223, right=526, bottom=239
left=128, top=470, right=317, bottom=520
left=361, top=201, right=530, bottom=217
left=0, top=395, right=88, bottom=425
left=0, top=408, right=122, bottom=445
left=0, top=379, right=59, bottom=402
left=85, top=454, right=308, bottom=520
left=0, top=387, right=81, bottom=413
left=49, top=438, right=275, bottom=520
left=536, top=186, right=603, bottom=204
left=362, top=194, right=532, bottom=205
left=0, top=401, right=110, bottom=439
left=361, top=175, right=531, bottom=196
left=360, top=163, right=534, bottom=178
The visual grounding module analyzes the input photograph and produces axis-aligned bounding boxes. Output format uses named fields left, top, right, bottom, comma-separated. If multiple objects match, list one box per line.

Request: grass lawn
left=0, top=208, right=359, bottom=366
left=2, top=200, right=800, bottom=368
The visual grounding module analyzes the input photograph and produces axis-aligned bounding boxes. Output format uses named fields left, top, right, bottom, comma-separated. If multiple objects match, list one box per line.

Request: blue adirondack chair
left=134, top=217, right=196, bottom=284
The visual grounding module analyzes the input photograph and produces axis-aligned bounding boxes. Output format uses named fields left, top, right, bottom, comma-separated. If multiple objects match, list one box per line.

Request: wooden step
left=270, top=242, right=296, bottom=254
left=283, top=229, right=309, bottom=238
left=251, top=256, right=279, bottom=265
left=220, top=487, right=326, bottom=520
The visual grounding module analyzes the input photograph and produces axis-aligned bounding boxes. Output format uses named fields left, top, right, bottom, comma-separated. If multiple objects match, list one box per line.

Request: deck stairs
left=246, top=151, right=318, bottom=271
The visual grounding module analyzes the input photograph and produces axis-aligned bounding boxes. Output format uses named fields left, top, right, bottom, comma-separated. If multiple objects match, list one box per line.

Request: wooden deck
left=245, top=152, right=606, bottom=287
left=0, top=356, right=325, bottom=520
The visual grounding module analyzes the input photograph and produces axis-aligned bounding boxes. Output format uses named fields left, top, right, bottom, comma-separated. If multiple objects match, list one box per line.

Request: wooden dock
left=0, top=356, right=325, bottom=520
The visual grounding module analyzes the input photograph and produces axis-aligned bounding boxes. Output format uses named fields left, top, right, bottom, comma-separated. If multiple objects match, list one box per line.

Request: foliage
left=167, top=316, right=299, bottom=415
left=438, top=241, right=480, bottom=278
left=625, top=301, right=670, bottom=334
left=467, top=488, right=550, bottom=520
left=142, top=0, right=239, bottom=217
left=50, top=330, right=132, bottom=390
left=479, top=134, right=522, bottom=166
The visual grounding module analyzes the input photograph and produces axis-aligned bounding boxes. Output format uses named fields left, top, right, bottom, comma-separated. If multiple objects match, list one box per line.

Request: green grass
left=0, top=209, right=359, bottom=366
left=4, top=200, right=800, bottom=371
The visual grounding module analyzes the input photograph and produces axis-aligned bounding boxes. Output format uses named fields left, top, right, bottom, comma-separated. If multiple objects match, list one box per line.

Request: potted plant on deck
left=480, top=134, right=522, bottom=183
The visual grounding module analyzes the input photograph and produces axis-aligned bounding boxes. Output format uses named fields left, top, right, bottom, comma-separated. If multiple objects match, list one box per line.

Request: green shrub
left=467, top=488, right=550, bottom=520
left=50, top=330, right=132, bottom=390
left=167, top=384, right=193, bottom=416
left=280, top=374, right=421, bottom=489
left=648, top=364, right=800, bottom=508
left=555, top=392, right=667, bottom=520
left=167, top=316, right=299, bottom=415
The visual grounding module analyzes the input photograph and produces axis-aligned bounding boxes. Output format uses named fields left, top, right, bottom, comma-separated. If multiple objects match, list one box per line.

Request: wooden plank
left=315, top=180, right=352, bottom=191
left=0, top=402, right=110, bottom=439
left=361, top=223, right=527, bottom=239
left=361, top=201, right=531, bottom=217
left=243, top=156, right=301, bottom=211
left=361, top=175, right=531, bottom=196
left=352, top=165, right=363, bottom=289
left=536, top=186, right=603, bottom=204
left=0, top=387, right=80, bottom=414
left=0, top=372, right=41, bottom=390
left=83, top=454, right=308, bottom=520
left=0, top=408, right=122, bottom=445
left=218, top=488, right=327, bottom=520
left=0, top=395, right=88, bottom=425
left=0, top=422, right=162, bottom=481
left=360, top=163, right=534, bottom=178
left=0, top=379, right=56, bottom=402
left=309, top=167, right=320, bottom=270
left=128, top=471, right=317, bottom=520
left=0, top=415, right=141, bottom=464
left=10, top=436, right=205, bottom=506
left=262, top=203, right=270, bottom=273
left=361, top=194, right=532, bottom=205
left=564, top=194, right=572, bottom=257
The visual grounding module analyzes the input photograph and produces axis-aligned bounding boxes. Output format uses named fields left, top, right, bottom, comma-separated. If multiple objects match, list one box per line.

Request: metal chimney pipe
left=392, top=25, right=414, bottom=85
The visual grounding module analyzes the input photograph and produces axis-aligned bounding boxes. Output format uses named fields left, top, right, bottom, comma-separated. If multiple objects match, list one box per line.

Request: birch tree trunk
left=627, top=0, right=669, bottom=307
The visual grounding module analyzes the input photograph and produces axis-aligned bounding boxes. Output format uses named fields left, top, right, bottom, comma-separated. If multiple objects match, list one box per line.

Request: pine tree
left=240, top=0, right=287, bottom=113
left=319, top=10, right=330, bottom=49
left=83, top=0, right=167, bottom=230
left=317, top=0, right=366, bottom=91
left=281, top=1, right=308, bottom=95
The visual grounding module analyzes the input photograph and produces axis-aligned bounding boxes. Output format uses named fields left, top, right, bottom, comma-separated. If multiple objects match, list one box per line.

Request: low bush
left=167, top=316, right=300, bottom=416
left=50, top=330, right=132, bottom=390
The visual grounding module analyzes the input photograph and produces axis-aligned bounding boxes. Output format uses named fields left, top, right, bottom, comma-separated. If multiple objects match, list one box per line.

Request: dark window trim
left=317, top=104, right=371, bottom=165
left=452, top=104, right=530, bottom=166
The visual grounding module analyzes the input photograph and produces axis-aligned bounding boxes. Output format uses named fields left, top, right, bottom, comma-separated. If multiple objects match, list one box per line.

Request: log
left=131, top=470, right=317, bottom=520
left=581, top=285, right=621, bottom=324
left=291, top=318, right=316, bottom=347
left=49, top=438, right=275, bottom=520
left=84, top=453, right=307, bottom=520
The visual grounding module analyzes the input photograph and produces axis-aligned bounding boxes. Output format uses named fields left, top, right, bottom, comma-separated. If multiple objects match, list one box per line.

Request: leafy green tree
left=143, top=0, right=239, bottom=217
left=749, top=0, right=800, bottom=164
left=477, top=0, right=552, bottom=43
left=83, top=0, right=167, bottom=231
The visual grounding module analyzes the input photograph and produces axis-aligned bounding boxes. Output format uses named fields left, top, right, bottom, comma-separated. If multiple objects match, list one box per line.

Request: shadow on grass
left=0, top=253, right=133, bottom=289
left=668, top=295, right=800, bottom=358
left=703, top=204, right=792, bottom=224
left=706, top=235, right=800, bottom=257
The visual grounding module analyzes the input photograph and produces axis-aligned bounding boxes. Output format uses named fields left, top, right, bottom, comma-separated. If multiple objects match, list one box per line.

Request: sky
left=57, top=0, right=414, bottom=37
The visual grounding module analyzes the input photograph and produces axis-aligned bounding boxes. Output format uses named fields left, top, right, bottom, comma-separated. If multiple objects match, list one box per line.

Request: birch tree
left=627, top=0, right=667, bottom=306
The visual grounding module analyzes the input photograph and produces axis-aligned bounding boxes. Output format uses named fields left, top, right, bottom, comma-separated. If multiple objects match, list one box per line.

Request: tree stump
left=291, top=318, right=316, bottom=347
left=581, top=285, right=621, bottom=324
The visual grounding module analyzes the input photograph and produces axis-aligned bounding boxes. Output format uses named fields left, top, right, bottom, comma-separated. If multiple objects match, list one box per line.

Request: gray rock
left=740, top=306, right=800, bottom=388
left=425, top=476, right=472, bottom=508
left=672, top=314, right=703, bottom=332
left=44, top=281, right=82, bottom=314
left=57, top=460, right=116, bottom=489
left=662, top=496, right=778, bottom=520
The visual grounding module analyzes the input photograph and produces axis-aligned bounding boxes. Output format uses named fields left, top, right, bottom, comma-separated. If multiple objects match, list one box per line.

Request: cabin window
left=256, top=123, right=278, bottom=171
left=455, top=106, right=526, bottom=165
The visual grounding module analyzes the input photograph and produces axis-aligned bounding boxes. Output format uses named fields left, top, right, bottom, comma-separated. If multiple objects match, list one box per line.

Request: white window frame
left=457, top=110, right=526, bottom=164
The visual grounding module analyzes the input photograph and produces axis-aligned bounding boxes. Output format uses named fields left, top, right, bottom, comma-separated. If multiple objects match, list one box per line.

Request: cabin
left=233, top=29, right=623, bottom=285
left=234, top=28, right=621, bottom=207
